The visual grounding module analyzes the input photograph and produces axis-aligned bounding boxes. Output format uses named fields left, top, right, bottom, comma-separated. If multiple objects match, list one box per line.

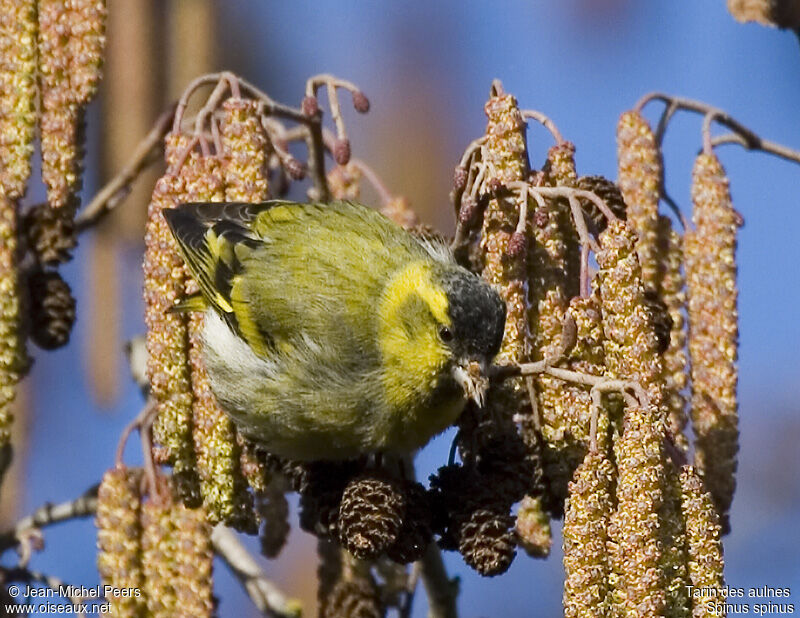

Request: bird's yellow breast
left=378, top=261, right=453, bottom=418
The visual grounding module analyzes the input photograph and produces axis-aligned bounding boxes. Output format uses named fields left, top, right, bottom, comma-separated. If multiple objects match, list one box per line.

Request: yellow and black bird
left=164, top=200, right=505, bottom=460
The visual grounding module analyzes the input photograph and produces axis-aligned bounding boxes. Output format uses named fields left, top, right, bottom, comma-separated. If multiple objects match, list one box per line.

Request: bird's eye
left=439, top=326, right=453, bottom=342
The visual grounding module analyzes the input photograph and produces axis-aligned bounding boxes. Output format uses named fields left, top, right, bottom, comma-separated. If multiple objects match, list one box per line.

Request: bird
left=163, top=200, right=505, bottom=460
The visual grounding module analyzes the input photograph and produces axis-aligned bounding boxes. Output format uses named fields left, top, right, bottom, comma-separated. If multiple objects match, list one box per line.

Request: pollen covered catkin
left=655, top=215, right=689, bottom=452
left=598, top=220, right=668, bottom=616
left=184, top=153, right=255, bottom=531
left=685, top=152, right=739, bottom=532
left=220, top=98, right=269, bottom=202
left=96, top=466, right=145, bottom=618
left=680, top=465, right=726, bottom=618
left=0, top=0, right=37, bottom=198
left=145, top=133, right=198, bottom=504
left=616, top=110, right=662, bottom=290
left=562, top=449, right=615, bottom=618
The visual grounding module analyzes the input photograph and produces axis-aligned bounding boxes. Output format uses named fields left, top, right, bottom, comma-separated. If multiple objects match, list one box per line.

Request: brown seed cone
left=184, top=155, right=255, bottom=531
left=385, top=481, right=432, bottom=564
left=380, top=196, right=419, bottom=229
left=575, top=175, right=628, bottom=233
left=321, top=576, right=383, bottom=618
left=616, top=110, right=663, bottom=291
left=429, top=463, right=516, bottom=576
left=655, top=215, right=689, bottom=452
left=0, top=195, right=26, bottom=453
left=680, top=465, right=726, bottom=618
left=458, top=507, right=516, bottom=577
left=607, top=403, right=667, bottom=617
left=297, top=460, right=363, bottom=537
left=144, top=134, right=198, bottom=500
left=171, top=503, right=214, bottom=618
left=728, top=0, right=800, bottom=28
left=257, top=477, right=291, bottom=559
left=0, top=0, right=38, bottom=199
left=327, top=162, right=362, bottom=201
left=337, top=474, right=405, bottom=560
left=22, top=203, right=77, bottom=265
left=659, top=461, right=691, bottom=618
left=96, top=466, right=145, bottom=618
left=220, top=98, right=269, bottom=202
left=515, top=495, right=552, bottom=558
left=562, top=449, right=615, bottom=618
left=141, top=498, right=178, bottom=618
left=597, top=219, right=665, bottom=414
left=28, top=270, right=76, bottom=350
left=685, top=152, right=739, bottom=533
left=540, top=294, right=607, bottom=507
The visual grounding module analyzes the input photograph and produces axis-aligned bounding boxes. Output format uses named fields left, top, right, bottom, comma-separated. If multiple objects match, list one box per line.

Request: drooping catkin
left=515, top=495, right=551, bottom=559
left=606, top=403, right=667, bottom=617
left=659, top=462, right=691, bottom=618
left=597, top=220, right=668, bottom=616
left=220, top=98, right=272, bottom=494
left=0, top=1, right=37, bottom=455
left=184, top=153, right=255, bottom=531
left=597, top=220, right=665, bottom=413
left=38, top=0, right=106, bottom=212
left=0, top=0, right=38, bottom=198
left=96, top=466, right=145, bottom=618
left=0, top=196, right=24, bottom=459
left=220, top=98, right=270, bottom=202
left=680, top=465, right=726, bottom=618
left=685, top=152, right=739, bottom=532
left=171, top=503, right=214, bottom=618
left=655, top=215, right=689, bottom=452
left=480, top=85, right=528, bottom=368
left=257, top=476, right=291, bottom=559
left=141, top=498, right=178, bottom=618
left=475, top=85, right=533, bottom=475
left=616, top=110, right=662, bottom=291
left=539, top=294, right=606, bottom=506
left=562, top=449, right=615, bottom=618
left=144, top=133, right=199, bottom=504
left=381, top=196, right=419, bottom=229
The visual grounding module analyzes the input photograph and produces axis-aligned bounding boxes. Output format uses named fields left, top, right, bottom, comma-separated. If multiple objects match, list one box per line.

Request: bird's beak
left=453, top=360, right=489, bottom=408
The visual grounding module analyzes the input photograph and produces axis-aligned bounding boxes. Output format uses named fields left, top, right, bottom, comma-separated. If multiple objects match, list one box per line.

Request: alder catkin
left=616, top=110, right=662, bottom=291
left=680, top=465, right=726, bottom=618
left=685, top=152, right=739, bottom=532
left=562, top=450, right=615, bottom=618
left=96, top=466, right=145, bottom=618
left=184, top=154, right=255, bottom=531
left=144, top=133, right=198, bottom=503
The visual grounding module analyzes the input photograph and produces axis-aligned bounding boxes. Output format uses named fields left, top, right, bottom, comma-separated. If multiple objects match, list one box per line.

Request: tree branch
left=75, top=105, right=176, bottom=232
left=419, top=543, right=459, bottom=618
left=210, top=525, right=302, bottom=618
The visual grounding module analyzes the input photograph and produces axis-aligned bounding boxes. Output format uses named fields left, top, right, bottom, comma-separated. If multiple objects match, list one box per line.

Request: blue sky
left=11, top=2, right=800, bottom=616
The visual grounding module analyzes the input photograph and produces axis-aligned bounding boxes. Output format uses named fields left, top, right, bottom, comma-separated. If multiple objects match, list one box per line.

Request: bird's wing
left=163, top=201, right=289, bottom=354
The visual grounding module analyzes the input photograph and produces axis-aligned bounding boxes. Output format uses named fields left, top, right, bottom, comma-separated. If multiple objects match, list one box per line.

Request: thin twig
left=75, top=105, right=176, bottom=232
left=0, top=486, right=99, bottom=552
left=419, top=543, right=458, bottom=618
left=635, top=92, right=762, bottom=155
left=710, top=132, right=800, bottom=165
left=211, top=525, right=302, bottom=618
left=115, top=400, right=157, bottom=468
left=521, top=109, right=564, bottom=144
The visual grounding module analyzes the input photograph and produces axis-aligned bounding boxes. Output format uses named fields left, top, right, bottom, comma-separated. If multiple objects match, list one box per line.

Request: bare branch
left=710, top=132, right=800, bottom=165
left=0, top=486, right=99, bottom=552
left=211, top=525, right=302, bottom=618
left=419, top=543, right=459, bottom=618
left=75, top=105, right=176, bottom=232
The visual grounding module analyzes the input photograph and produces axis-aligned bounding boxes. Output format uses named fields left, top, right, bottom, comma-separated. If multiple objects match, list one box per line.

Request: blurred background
left=3, top=1, right=798, bottom=616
